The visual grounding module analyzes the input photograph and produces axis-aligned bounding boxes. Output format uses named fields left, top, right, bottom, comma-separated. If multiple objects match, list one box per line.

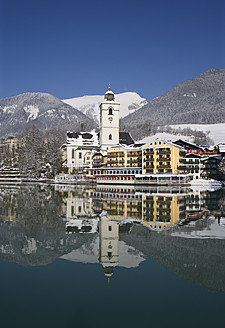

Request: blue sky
left=0, top=0, right=224, bottom=101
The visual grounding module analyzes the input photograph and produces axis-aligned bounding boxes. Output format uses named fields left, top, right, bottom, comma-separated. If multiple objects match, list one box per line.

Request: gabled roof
left=185, top=153, right=201, bottom=158
left=201, top=154, right=221, bottom=162
left=119, top=132, right=134, bottom=145
left=174, top=139, right=203, bottom=150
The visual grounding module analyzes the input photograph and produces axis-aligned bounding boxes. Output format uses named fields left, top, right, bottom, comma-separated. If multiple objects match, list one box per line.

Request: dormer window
left=108, top=107, right=113, bottom=115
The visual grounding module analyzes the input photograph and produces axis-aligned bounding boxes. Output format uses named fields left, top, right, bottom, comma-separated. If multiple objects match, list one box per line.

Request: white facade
left=67, top=146, right=96, bottom=173
left=66, top=131, right=99, bottom=173
left=66, top=85, right=121, bottom=171
left=99, top=86, right=120, bottom=151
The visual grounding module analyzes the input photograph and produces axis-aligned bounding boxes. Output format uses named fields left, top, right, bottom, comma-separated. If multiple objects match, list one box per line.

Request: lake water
left=0, top=184, right=225, bottom=328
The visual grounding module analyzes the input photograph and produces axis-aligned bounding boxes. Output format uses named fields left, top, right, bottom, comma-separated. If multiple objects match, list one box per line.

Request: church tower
left=99, top=83, right=120, bottom=151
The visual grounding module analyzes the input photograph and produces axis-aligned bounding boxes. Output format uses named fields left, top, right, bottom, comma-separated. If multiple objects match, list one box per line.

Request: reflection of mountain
left=120, top=223, right=225, bottom=293
left=61, top=237, right=145, bottom=269
left=0, top=185, right=97, bottom=266
left=0, top=221, right=97, bottom=266
left=0, top=184, right=224, bottom=293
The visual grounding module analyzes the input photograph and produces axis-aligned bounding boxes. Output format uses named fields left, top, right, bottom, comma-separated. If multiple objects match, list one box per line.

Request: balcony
left=127, top=152, right=141, bottom=156
left=157, top=165, right=171, bottom=169
left=127, top=159, right=142, bottom=163
left=108, top=153, right=118, bottom=158
left=144, top=200, right=154, bottom=204
left=157, top=200, right=171, bottom=205
left=144, top=165, right=154, bottom=169
left=157, top=158, right=170, bottom=162
left=157, top=150, right=171, bottom=155
left=144, top=150, right=154, bottom=155
left=177, top=165, right=186, bottom=170
left=157, top=215, right=171, bottom=222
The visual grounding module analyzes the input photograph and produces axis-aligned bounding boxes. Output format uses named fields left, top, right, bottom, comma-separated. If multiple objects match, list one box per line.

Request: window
left=109, top=134, right=112, bottom=140
left=79, top=152, right=82, bottom=159
left=72, top=149, right=75, bottom=159
left=108, top=107, right=113, bottom=115
left=108, top=225, right=112, bottom=231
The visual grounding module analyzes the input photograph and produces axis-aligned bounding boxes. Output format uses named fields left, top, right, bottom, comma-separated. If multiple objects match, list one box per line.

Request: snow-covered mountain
left=121, top=69, right=225, bottom=140
left=62, top=92, right=147, bottom=123
left=169, top=123, right=225, bottom=145
left=0, top=92, right=96, bottom=137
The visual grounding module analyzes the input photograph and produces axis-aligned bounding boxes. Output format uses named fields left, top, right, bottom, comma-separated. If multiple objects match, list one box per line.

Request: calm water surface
left=0, top=184, right=225, bottom=328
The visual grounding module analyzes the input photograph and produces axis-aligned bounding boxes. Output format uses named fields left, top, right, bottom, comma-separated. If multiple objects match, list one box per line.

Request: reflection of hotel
left=59, top=187, right=224, bottom=280
left=89, top=186, right=188, bottom=231
left=142, top=194, right=186, bottom=230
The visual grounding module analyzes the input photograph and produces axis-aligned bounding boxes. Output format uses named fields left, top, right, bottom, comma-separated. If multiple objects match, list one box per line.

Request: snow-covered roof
left=138, top=133, right=195, bottom=145
left=218, top=144, right=225, bottom=153
left=67, top=130, right=99, bottom=147
left=201, top=154, right=222, bottom=162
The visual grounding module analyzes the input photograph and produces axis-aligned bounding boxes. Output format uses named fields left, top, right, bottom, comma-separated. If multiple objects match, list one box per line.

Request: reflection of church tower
left=99, top=83, right=120, bottom=151
left=99, top=212, right=119, bottom=281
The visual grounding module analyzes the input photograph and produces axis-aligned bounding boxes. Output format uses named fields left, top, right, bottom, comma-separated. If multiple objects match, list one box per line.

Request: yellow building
left=107, top=145, right=142, bottom=168
left=142, top=140, right=186, bottom=175
left=142, top=193, right=186, bottom=231
left=90, top=139, right=189, bottom=185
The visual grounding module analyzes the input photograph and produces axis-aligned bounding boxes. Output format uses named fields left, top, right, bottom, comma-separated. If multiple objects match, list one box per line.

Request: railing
left=144, top=151, right=154, bottom=155
left=177, top=165, right=186, bottom=170
left=156, top=158, right=170, bottom=162
left=127, top=152, right=142, bottom=156
left=157, top=200, right=171, bottom=204
left=157, top=150, right=171, bottom=155
left=127, top=159, right=142, bottom=163
left=108, top=154, right=118, bottom=158
left=157, top=165, right=171, bottom=169
left=157, top=215, right=171, bottom=222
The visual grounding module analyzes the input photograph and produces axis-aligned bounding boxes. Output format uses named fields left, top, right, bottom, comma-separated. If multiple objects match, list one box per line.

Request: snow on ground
left=138, top=132, right=195, bottom=144
left=172, top=217, right=225, bottom=239
left=62, top=92, right=147, bottom=122
left=170, top=123, right=225, bottom=145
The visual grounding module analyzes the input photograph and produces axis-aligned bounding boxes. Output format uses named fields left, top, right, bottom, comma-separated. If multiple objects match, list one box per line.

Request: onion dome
left=103, top=266, right=114, bottom=278
left=104, top=82, right=115, bottom=101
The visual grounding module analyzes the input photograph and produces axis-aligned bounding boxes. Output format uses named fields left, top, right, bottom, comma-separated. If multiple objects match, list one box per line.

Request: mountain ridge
left=62, top=91, right=147, bottom=123
left=121, top=68, right=225, bottom=139
left=0, top=92, right=96, bottom=138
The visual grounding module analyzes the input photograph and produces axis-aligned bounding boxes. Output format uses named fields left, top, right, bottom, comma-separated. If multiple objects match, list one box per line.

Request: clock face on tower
left=108, top=117, right=113, bottom=122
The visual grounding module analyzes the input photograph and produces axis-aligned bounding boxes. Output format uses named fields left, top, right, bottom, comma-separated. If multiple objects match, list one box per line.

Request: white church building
left=66, top=84, right=134, bottom=173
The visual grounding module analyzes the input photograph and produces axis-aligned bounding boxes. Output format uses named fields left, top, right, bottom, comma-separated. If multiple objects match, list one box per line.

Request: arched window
left=109, top=134, right=112, bottom=140
left=108, top=107, right=113, bottom=115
